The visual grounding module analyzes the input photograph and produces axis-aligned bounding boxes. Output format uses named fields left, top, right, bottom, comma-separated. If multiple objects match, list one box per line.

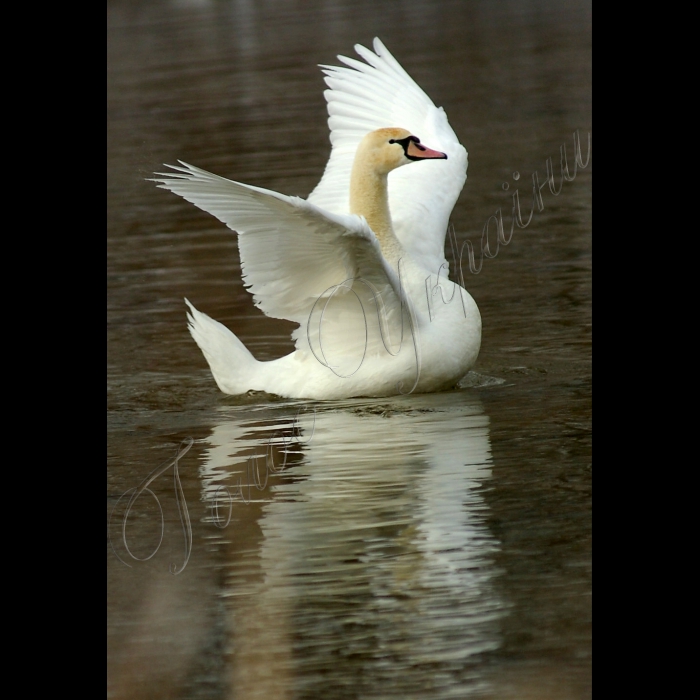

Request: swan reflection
left=199, top=390, right=505, bottom=699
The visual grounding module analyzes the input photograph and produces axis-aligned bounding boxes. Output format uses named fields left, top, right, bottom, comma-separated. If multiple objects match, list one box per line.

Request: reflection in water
left=199, top=391, right=504, bottom=699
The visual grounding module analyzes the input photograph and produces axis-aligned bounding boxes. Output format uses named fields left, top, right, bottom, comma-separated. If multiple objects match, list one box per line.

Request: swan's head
left=356, top=127, right=448, bottom=176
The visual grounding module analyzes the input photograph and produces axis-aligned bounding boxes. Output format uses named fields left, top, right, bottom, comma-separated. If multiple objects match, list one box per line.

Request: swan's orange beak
left=406, top=140, right=447, bottom=160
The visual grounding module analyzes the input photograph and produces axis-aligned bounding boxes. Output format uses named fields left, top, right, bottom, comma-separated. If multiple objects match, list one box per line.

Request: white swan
left=152, top=38, right=481, bottom=400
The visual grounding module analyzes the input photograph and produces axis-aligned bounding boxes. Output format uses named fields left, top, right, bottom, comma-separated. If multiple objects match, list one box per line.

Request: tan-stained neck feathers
left=349, top=128, right=413, bottom=264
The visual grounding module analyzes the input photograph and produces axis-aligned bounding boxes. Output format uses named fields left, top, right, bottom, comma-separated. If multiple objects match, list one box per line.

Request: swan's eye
left=389, top=136, right=421, bottom=146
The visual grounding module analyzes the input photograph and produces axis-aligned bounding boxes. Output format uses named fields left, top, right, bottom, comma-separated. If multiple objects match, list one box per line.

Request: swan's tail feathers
left=185, top=299, right=259, bottom=395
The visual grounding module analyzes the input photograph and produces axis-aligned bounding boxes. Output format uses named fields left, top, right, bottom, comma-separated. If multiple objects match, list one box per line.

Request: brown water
left=107, top=1, right=592, bottom=698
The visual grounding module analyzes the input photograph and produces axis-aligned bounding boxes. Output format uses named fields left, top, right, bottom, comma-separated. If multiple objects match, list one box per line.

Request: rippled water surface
left=107, top=1, right=591, bottom=698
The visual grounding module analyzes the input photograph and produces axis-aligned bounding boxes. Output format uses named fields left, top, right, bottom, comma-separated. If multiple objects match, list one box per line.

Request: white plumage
left=310, top=39, right=467, bottom=273
left=152, top=38, right=480, bottom=399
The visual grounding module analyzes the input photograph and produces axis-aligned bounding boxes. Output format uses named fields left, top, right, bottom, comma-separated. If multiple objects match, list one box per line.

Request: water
left=107, top=1, right=591, bottom=698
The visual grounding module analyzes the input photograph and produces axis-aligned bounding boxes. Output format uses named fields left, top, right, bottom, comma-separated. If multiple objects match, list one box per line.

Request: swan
left=152, top=38, right=481, bottom=400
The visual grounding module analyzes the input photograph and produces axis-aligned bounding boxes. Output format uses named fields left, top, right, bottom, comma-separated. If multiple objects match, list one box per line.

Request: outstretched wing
left=152, top=162, right=411, bottom=363
left=308, top=38, right=468, bottom=274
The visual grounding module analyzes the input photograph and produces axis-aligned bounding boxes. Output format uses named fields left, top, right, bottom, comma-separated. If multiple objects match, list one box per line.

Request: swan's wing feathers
left=152, top=163, right=405, bottom=352
left=308, top=38, right=467, bottom=273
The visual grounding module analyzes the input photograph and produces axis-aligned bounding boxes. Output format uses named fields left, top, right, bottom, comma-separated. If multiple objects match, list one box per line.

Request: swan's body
left=153, top=39, right=481, bottom=400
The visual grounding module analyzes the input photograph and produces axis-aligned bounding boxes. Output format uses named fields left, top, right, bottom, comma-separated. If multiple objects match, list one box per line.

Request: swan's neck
left=349, top=163, right=404, bottom=264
